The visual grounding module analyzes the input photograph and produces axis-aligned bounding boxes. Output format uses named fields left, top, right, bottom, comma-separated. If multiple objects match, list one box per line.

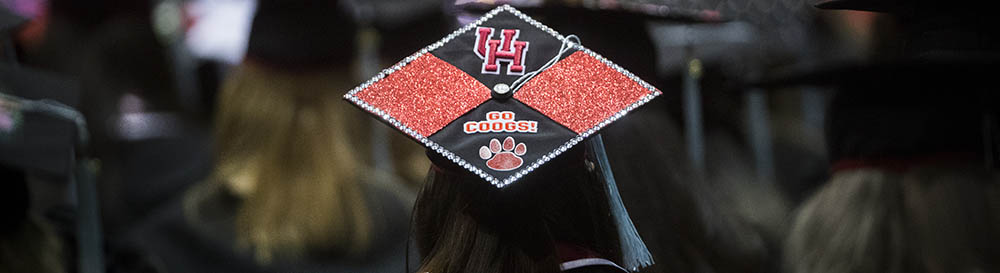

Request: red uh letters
left=474, top=27, right=529, bottom=75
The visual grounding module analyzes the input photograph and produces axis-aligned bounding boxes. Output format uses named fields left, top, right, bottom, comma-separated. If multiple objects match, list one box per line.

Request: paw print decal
left=479, top=136, right=527, bottom=171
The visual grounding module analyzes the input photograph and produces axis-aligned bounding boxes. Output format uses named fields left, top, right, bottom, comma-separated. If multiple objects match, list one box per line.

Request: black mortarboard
left=826, top=91, right=993, bottom=167
left=753, top=0, right=1000, bottom=170
left=345, top=5, right=658, bottom=269
left=0, top=65, right=81, bottom=176
left=816, top=0, right=999, bottom=58
left=245, top=0, right=357, bottom=69
left=346, top=5, right=661, bottom=187
left=767, top=0, right=1000, bottom=90
left=753, top=58, right=1000, bottom=170
left=814, top=0, right=992, bottom=12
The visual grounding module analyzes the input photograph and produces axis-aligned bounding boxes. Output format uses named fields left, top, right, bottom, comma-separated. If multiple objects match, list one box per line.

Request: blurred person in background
left=124, top=0, right=414, bottom=272
left=6, top=0, right=213, bottom=244
left=783, top=2, right=1000, bottom=273
left=2, top=6, right=74, bottom=273
left=786, top=89, right=1000, bottom=273
left=183, top=0, right=439, bottom=189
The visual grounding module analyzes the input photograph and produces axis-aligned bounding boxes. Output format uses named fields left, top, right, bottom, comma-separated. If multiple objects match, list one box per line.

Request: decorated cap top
left=345, top=5, right=661, bottom=187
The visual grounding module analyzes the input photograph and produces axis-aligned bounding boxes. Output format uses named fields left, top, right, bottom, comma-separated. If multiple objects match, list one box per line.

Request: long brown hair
left=413, top=146, right=621, bottom=273
left=199, top=62, right=373, bottom=263
left=603, top=104, right=782, bottom=273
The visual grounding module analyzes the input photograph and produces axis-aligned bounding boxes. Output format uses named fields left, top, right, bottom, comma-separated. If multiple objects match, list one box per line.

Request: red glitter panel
left=354, top=54, right=491, bottom=137
left=514, top=51, right=653, bottom=134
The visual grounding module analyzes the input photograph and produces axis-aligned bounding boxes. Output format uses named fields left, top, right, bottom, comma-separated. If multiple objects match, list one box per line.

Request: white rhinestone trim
left=344, top=5, right=662, bottom=188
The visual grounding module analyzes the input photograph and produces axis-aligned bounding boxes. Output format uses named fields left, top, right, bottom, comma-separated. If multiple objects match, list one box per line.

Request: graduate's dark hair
left=413, top=145, right=621, bottom=273
left=602, top=100, right=782, bottom=273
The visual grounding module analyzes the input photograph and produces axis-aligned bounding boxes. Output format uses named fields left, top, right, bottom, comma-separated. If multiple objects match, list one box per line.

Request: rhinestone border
left=345, top=5, right=662, bottom=188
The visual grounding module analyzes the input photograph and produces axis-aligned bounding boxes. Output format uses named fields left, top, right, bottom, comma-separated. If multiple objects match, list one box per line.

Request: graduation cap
left=825, top=90, right=996, bottom=171
left=751, top=57, right=1000, bottom=171
left=345, top=4, right=660, bottom=187
left=345, top=4, right=657, bottom=270
left=813, top=0, right=988, bottom=12
left=245, top=0, right=356, bottom=69
left=816, top=0, right=999, bottom=58
left=774, top=0, right=1000, bottom=87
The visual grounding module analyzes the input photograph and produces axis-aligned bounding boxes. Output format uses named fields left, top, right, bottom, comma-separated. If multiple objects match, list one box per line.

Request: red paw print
left=479, top=136, right=527, bottom=171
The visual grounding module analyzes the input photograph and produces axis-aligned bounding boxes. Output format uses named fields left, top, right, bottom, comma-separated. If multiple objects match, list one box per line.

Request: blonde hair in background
left=785, top=166, right=1000, bottom=273
left=900, top=167, right=1000, bottom=273
left=205, top=62, right=373, bottom=264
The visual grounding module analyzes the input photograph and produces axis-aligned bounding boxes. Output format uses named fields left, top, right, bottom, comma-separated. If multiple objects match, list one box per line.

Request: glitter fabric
left=344, top=5, right=661, bottom=188
left=514, top=51, right=655, bottom=134
left=354, top=54, right=491, bottom=137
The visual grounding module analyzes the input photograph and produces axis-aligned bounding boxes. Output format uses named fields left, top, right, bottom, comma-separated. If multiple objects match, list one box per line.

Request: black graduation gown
left=122, top=176, right=414, bottom=273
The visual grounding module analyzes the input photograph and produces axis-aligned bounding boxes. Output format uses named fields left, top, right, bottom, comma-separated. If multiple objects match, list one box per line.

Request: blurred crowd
left=1, top=0, right=997, bottom=273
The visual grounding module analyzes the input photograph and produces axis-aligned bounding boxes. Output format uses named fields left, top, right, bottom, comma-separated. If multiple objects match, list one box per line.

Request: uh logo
left=474, top=27, right=530, bottom=75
